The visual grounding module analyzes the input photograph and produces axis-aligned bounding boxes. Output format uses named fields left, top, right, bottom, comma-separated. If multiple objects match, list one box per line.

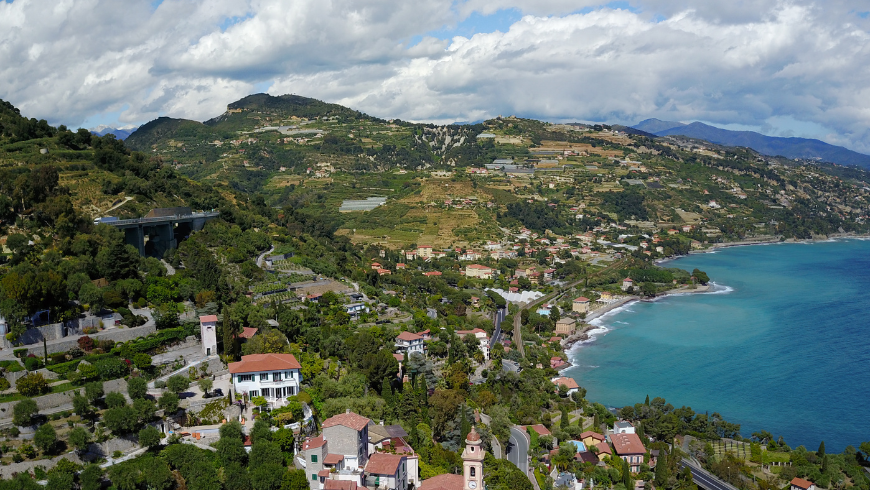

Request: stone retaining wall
left=0, top=378, right=130, bottom=422
left=14, top=323, right=156, bottom=357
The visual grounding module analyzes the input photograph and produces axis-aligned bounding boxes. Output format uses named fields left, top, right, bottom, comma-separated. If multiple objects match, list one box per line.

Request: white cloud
left=1, top=0, right=870, bottom=152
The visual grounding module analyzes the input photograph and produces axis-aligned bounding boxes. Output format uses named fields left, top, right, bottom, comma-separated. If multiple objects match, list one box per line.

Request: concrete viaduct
left=101, top=207, right=220, bottom=258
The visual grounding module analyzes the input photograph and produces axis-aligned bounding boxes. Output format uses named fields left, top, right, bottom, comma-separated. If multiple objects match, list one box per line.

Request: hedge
left=46, top=359, right=82, bottom=376
left=0, top=360, right=24, bottom=373
left=111, top=326, right=191, bottom=356
left=46, top=353, right=114, bottom=376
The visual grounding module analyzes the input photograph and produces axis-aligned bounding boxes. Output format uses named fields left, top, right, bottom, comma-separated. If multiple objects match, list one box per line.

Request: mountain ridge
left=633, top=118, right=870, bottom=168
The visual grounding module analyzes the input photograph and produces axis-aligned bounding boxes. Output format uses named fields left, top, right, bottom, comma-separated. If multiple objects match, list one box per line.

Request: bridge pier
left=105, top=210, right=219, bottom=258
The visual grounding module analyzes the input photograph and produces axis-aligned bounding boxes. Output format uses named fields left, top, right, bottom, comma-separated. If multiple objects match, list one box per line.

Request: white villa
left=395, top=331, right=426, bottom=355
left=229, top=353, right=302, bottom=409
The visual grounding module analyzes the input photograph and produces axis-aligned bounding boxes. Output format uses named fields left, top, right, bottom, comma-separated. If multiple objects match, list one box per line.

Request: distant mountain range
left=633, top=118, right=870, bottom=168
left=90, top=125, right=139, bottom=141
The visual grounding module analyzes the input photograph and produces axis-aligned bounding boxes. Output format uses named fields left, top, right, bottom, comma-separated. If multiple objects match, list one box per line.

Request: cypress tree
left=818, top=440, right=825, bottom=457
left=622, top=458, right=633, bottom=489
left=644, top=395, right=650, bottom=406
left=381, top=378, right=394, bottom=406
left=560, top=406, right=570, bottom=430
left=593, top=412, right=600, bottom=432
left=460, top=406, right=471, bottom=442
left=654, top=453, right=670, bottom=487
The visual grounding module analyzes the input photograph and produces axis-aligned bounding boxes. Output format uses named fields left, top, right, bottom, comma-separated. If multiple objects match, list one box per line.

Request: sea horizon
left=562, top=238, right=870, bottom=452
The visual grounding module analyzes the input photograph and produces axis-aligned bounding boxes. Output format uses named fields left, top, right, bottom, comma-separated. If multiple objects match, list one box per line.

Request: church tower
left=462, top=427, right=485, bottom=490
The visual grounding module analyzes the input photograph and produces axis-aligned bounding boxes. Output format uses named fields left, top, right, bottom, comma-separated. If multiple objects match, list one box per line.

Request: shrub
left=132, top=353, right=152, bottom=370
left=16, top=372, right=49, bottom=397
left=20, top=444, right=36, bottom=459
left=0, top=378, right=9, bottom=390
left=154, top=380, right=166, bottom=389
left=78, top=336, right=95, bottom=352
left=13, top=348, right=27, bottom=358
left=34, top=423, right=58, bottom=454
left=12, top=399, right=38, bottom=426
left=78, top=362, right=100, bottom=381
left=139, top=425, right=162, bottom=449
left=167, top=375, right=189, bottom=394
left=159, top=392, right=179, bottom=413
left=23, top=356, right=42, bottom=371
left=46, top=359, right=82, bottom=376
left=128, top=377, right=148, bottom=400
left=0, top=360, right=24, bottom=372
left=95, top=357, right=128, bottom=380
left=106, top=392, right=126, bottom=409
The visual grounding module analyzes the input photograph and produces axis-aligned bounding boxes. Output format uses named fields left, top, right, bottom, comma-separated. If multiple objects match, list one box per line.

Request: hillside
left=633, top=118, right=870, bottom=168
left=117, top=94, right=870, bottom=250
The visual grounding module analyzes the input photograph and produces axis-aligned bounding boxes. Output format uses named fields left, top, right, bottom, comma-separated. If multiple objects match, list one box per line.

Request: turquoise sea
left=562, top=239, right=870, bottom=451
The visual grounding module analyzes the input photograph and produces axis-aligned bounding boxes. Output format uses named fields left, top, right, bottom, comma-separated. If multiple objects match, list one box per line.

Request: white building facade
left=199, top=315, right=218, bottom=356
left=229, top=353, right=303, bottom=409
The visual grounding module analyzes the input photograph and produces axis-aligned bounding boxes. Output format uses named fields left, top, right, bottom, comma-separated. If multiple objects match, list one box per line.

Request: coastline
left=559, top=234, right=870, bottom=369
left=559, top=284, right=713, bottom=365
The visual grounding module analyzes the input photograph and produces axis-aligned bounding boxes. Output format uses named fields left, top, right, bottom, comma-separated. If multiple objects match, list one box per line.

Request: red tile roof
left=527, top=424, right=551, bottom=436
left=467, top=264, right=492, bottom=270
left=238, top=327, right=258, bottom=339
left=365, top=453, right=404, bottom=475
left=791, top=478, right=815, bottom=490
left=580, top=431, right=605, bottom=442
left=323, top=411, right=371, bottom=431
left=419, top=473, right=464, bottom=490
left=324, top=481, right=357, bottom=490
left=324, top=481, right=358, bottom=490
left=324, top=453, right=344, bottom=465
left=393, top=353, right=405, bottom=362
left=228, top=353, right=301, bottom=373
left=304, top=435, right=326, bottom=450
left=611, top=433, right=646, bottom=455
left=397, top=331, right=423, bottom=341
left=596, top=442, right=612, bottom=455
left=574, top=297, right=590, bottom=302
left=199, top=315, right=218, bottom=323
left=423, top=271, right=442, bottom=276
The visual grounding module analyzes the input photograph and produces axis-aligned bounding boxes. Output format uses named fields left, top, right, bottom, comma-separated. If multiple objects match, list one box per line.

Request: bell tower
left=462, top=427, right=485, bottom=490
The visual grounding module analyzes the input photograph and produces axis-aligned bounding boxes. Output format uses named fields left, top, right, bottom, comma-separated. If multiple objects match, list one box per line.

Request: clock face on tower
left=469, top=482, right=477, bottom=489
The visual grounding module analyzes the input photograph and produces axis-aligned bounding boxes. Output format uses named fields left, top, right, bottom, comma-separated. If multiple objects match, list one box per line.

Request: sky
left=1, top=0, right=870, bottom=153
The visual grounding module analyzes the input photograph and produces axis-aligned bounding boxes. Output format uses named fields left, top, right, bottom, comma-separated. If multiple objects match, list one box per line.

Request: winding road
left=506, top=426, right=529, bottom=475
left=679, top=459, right=740, bottom=490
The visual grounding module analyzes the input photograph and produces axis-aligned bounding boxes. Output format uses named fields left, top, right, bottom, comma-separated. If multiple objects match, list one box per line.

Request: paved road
left=679, top=459, right=739, bottom=490
left=511, top=257, right=628, bottom=357
left=506, top=426, right=529, bottom=475
left=257, top=245, right=275, bottom=268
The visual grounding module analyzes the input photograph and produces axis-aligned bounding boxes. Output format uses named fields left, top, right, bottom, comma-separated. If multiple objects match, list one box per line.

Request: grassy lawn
left=762, top=451, right=792, bottom=464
